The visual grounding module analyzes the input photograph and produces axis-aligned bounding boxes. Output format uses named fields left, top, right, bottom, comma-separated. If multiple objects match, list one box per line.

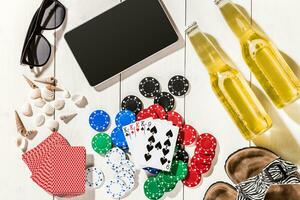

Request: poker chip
left=163, top=160, right=188, bottom=182
left=85, top=167, right=105, bottom=189
left=194, top=147, right=216, bottom=157
left=196, top=133, right=217, bottom=153
left=121, top=95, right=143, bottom=114
left=105, top=147, right=126, bottom=170
left=111, top=127, right=128, bottom=149
left=178, top=125, right=198, bottom=146
left=137, top=108, right=157, bottom=121
left=92, top=133, right=112, bottom=155
left=182, top=166, right=201, bottom=188
left=174, top=149, right=189, bottom=163
left=162, top=180, right=177, bottom=193
left=144, top=176, right=164, bottom=200
left=190, top=156, right=211, bottom=174
left=115, top=110, right=136, bottom=127
left=116, top=171, right=135, bottom=192
left=168, top=75, right=189, bottom=96
left=154, top=92, right=175, bottom=112
left=144, top=167, right=160, bottom=175
left=139, top=77, right=160, bottom=98
left=167, top=111, right=183, bottom=127
left=105, top=178, right=127, bottom=199
left=114, top=159, right=135, bottom=175
left=148, top=104, right=167, bottom=119
left=89, top=110, right=110, bottom=132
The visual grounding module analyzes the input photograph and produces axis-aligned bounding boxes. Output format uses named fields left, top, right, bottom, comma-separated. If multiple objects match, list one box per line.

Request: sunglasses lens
left=24, top=35, right=51, bottom=66
left=40, top=0, right=65, bottom=29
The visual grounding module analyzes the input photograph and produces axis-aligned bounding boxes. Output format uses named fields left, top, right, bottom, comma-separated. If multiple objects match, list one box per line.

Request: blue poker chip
left=115, top=110, right=136, bottom=127
left=111, top=127, right=128, bottom=149
left=144, top=167, right=160, bottom=175
left=89, top=110, right=110, bottom=132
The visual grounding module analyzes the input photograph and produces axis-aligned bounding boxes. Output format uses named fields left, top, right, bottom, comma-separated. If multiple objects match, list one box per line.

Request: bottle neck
left=218, top=0, right=252, bottom=38
left=187, top=23, right=229, bottom=74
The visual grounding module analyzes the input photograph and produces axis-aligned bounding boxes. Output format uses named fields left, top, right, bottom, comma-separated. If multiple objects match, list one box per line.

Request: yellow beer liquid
left=187, top=23, right=272, bottom=140
left=216, top=0, right=300, bottom=108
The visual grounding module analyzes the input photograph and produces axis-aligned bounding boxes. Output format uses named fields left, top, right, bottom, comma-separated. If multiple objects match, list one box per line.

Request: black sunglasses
left=20, top=0, right=66, bottom=69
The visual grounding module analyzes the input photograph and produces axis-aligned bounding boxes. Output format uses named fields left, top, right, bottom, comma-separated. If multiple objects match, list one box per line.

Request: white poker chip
left=85, top=167, right=105, bottom=189
left=105, top=178, right=127, bottom=199
left=105, top=147, right=126, bottom=170
left=116, top=171, right=135, bottom=192
left=114, top=159, right=135, bottom=175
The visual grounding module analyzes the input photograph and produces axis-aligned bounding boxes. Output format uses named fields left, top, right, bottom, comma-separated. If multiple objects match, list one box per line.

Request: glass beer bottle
left=214, top=0, right=300, bottom=108
left=187, top=22, right=272, bottom=140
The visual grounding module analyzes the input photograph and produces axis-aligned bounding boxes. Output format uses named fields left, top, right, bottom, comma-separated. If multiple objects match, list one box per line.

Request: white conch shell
left=63, top=90, right=71, bottom=99
left=60, top=113, right=77, bottom=124
left=34, top=77, right=57, bottom=85
left=34, top=114, right=45, bottom=127
left=43, top=104, right=55, bottom=116
left=16, top=137, right=28, bottom=152
left=46, top=119, right=59, bottom=131
left=53, top=99, right=65, bottom=110
left=23, top=75, right=38, bottom=89
left=30, top=88, right=41, bottom=99
left=72, top=95, right=88, bottom=108
left=21, top=103, right=33, bottom=117
left=41, top=87, right=55, bottom=101
left=33, top=98, right=46, bottom=108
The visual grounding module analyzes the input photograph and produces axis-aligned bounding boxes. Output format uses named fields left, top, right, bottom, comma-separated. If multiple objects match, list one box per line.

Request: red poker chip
left=190, top=154, right=212, bottom=167
left=194, top=146, right=216, bottom=157
left=194, top=152, right=215, bottom=161
left=167, top=111, right=183, bottom=127
left=182, top=166, right=202, bottom=187
left=190, top=158, right=211, bottom=174
left=178, top=125, right=198, bottom=146
left=196, top=133, right=217, bottom=151
left=148, top=104, right=167, bottom=119
left=137, top=108, right=157, bottom=121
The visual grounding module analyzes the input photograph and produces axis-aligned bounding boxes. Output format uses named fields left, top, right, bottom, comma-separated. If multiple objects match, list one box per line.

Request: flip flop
left=204, top=182, right=237, bottom=200
left=225, top=147, right=300, bottom=200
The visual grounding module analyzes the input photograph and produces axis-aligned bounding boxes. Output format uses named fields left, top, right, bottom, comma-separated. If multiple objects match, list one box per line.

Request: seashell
left=41, top=87, right=55, bottom=101
left=46, top=84, right=63, bottom=92
left=72, top=95, right=88, bottom=108
left=60, top=113, right=77, bottom=124
left=63, top=90, right=71, bottom=99
left=34, top=77, right=57, bottom=86
left=16, top=137, right=28, bottom=152
left=42, top=104, right=55, bottom=116
left=33, top=98, right=46, bottom=108
left=24, top=130, right=38, bottom=138
left=30, top=88, right=41, bottom=99
left=21, top=103, right=33, bottom=117
left=46, top=119, right=59, bottom=131
left=34, top=114, right=45, bottom=127
left=53, top=99, right=65, bottom=110
left=23, top=75, right=38, bottom=89
left=15, top=111, right=27, bottom=136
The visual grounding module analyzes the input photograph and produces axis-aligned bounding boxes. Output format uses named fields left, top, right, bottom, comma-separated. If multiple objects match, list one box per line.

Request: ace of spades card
left=142, top=119, right=179, bottom=171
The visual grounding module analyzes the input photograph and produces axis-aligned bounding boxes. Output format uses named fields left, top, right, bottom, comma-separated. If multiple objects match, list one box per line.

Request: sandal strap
left=236, top=158, right=300, bottom=200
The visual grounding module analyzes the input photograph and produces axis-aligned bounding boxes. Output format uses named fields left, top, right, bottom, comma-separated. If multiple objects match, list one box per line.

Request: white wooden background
left=2, top=0, right=300, bottom=199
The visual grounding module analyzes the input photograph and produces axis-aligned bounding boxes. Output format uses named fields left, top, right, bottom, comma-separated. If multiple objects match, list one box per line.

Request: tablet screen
left=65, top=0, right=179, bottom=86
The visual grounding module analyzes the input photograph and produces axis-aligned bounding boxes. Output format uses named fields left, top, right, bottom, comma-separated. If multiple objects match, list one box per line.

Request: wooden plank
left=250, top=0, right=300, bottom=167
left=184, top=0, right=251, bottom=199
left=0, top=0, right=55, bottom=199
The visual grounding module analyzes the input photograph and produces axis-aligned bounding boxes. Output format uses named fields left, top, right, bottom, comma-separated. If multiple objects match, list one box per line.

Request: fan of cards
left=122, top=118, right=179, bottom=171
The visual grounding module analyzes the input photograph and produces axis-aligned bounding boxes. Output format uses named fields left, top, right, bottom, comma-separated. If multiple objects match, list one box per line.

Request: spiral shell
left=72, top=95, right=88, bottom=108
left=60, top=113, right=77, bottom=124
left=41, top=87, right=55, bottom=101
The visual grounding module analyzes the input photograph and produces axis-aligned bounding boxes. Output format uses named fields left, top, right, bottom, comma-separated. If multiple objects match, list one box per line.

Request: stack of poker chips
left=182, top=133, right=217, bottom=187
left=144, top=160, right=188, bottom=200
left=22, top=132, right=86, bottom=197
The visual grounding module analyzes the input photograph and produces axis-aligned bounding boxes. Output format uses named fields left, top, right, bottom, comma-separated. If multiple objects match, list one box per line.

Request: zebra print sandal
left=204, top=182, right=237, bottom=200
left=225, top=147, right=300, bottom=200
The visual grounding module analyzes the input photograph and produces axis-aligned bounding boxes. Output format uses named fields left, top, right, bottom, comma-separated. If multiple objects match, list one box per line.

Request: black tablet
left=65, top=0, right=180, bottom=87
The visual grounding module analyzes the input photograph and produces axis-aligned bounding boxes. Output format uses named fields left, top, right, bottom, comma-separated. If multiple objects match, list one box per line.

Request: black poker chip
left=154, top=92, right=175, bottom=111
left=139, top=77, right=160, bottom=98
left=174, top=149, right=189, bottom=163
left=168, top=75, right=189, bottom=96
left=121, top=95, right=143, bottom=114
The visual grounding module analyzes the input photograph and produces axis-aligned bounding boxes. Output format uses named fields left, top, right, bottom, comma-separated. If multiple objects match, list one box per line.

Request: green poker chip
left=92, top=133, right=112, bottom=155
left=162, top=160, right=188, bottom=182
left=144, top=176, right=164, bottom=200
left=164, top=181, right=177, bottom=192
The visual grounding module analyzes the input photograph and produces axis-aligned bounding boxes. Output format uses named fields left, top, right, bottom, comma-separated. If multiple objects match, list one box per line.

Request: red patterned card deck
left=23, top=132, right=86, bottom=197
